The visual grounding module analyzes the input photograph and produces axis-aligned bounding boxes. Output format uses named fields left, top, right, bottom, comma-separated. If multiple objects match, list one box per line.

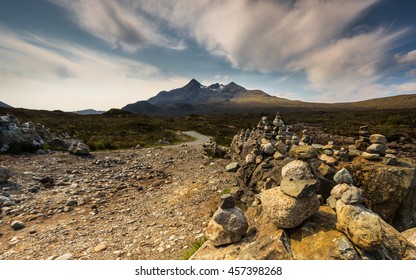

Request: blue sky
left=0, top=0, right=415, bottom=110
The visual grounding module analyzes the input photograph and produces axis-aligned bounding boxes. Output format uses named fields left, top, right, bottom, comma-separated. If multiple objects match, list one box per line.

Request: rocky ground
left=0, top=132, right=235, bottom=260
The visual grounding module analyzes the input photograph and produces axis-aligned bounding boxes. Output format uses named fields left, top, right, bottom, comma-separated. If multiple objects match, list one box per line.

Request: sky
left=0, top=0, right=415, bottom=111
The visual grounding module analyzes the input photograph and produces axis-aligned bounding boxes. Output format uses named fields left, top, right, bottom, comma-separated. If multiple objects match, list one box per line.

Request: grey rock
left=327, top=196, right=337, bottom=209
left=219, top=194, right=235, bottom=209
left=225, top=162, right=240, bottom=172
left=10, top=220, right=25, bottom=230
left=65, top=199, right=78, bottom=207
left=334, top=168, right=353, bottom=185
left=281, top=160, right=314, bottom=180
left=340, top=186, right=364, bottom=205
left=280, top=177, right=318, bottom=198
left=369, top=134, right=387, bottom=144
left=0, top=166, right=13, bottom=183
left=383, top=154, right=397, bottom=166
left=206, top=207, right=248, bottom=246
left=262, top=143, right=275, bottom=155
left=366, top=144, right=386, bottom=155
left=330, top=183, right=350, bottom=200
left=68, top=141, right=90, bottom=155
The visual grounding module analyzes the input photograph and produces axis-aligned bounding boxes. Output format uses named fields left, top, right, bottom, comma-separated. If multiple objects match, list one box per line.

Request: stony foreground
left=0, top=140, right=234, bottom=260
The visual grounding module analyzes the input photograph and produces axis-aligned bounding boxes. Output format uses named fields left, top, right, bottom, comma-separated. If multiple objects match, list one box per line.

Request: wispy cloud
left=50, top=0, right=186, bottom=52
left=0, top=27, right=188, bottom=110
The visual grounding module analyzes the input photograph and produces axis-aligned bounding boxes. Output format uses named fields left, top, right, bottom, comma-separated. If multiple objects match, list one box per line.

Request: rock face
left=261, top=187, right=320, bottom=228
left=402, top=228, right=416, bottom=246
left=336, top=202, right=416, bottom=259
left=345, top=160, right=416, bottom=231
left=289, top=206, right=358, bottom=260
left=0, top=166, right=13, bottom=183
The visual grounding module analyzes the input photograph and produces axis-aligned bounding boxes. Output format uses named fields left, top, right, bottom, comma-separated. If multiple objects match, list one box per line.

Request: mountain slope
left=0, top=101, right=12, bottom=108
left=122, top=79, right=416, bottom=116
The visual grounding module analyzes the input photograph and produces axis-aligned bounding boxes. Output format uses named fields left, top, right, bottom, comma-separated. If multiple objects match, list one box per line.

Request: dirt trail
left=0, top=135, right=235, bottom=260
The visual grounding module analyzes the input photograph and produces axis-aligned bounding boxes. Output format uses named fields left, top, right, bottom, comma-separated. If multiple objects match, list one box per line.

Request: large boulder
left=345, top=160, right=416, bottom=231
left=289, top=206, right=358, bottom=260
left=335, top=201, right=416, bottom=259
left=261, top=187, right=320, bottom=228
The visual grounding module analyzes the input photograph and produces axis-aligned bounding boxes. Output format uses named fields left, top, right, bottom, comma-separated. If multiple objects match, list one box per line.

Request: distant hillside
left=0, top=101, right=12, bottom=108
left=73, top=109, right=105, bottom=115
left=122, top=79, right=416, bottom=116
left=339, top=94, right=416, bottom=109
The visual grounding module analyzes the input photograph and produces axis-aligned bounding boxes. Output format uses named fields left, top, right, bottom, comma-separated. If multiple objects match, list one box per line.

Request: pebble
left=94, top=242, right=108, bottom=253
left=55, top=253, right=74, bottom=260
left=10, top=220, right=25, bottom=230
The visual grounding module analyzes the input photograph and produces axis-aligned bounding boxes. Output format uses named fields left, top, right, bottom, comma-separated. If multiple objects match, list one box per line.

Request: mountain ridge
left=122, top=79, right=416, bottom=116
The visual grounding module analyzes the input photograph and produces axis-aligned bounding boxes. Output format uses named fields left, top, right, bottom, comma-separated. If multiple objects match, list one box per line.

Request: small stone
left=262, top=143, right=275, bottom=155
left=366, top=143, right=386, bottom=155
left=362, top=152, right=380, bottom=161
left=280, top=177, right=319, bottom=198
left=10, top=220, right=25, bottom=230
left=369, top=134, right=387, bottom=144
left=331, top=184, right=350, bottom=200
left=55, top=253, right=74, bottom=260
left=340, top=186, right=364, bottom=205
left=245, top=153, right=255, bottom=163
left=333, top=168, right=353, bottom=185
left=65, top=199, right=78, bottom=207
left=383, top=154, right=397, bottom=166
left=318, top=154, right=338, bottom=165
left=225, top=162, right=240, bottom=172
left=273, top=151, right=286, bottom=160
left=281, top=160, right=314, bottom=180
left=327, top=196, right=337, bottom=209
left=219, top=194, right=235, bottom=209
left=289, top=145, right=319, bottom=160
left=94, top=242, right=108, bottom=253
left=39, top=176, right=55, bottom=187
left=0, top=166, right=13, bottom=183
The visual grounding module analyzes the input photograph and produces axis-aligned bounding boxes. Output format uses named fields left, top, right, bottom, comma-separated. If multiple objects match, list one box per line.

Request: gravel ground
left=0, top=133, right=236, bottom=260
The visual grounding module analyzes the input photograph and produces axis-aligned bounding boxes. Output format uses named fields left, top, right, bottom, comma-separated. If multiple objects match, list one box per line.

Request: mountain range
left=122, top=79, right=416, bottom=116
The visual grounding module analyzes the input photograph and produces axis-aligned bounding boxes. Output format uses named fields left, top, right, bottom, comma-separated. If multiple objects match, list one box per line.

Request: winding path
left=182, top=131, right=211, bottom=145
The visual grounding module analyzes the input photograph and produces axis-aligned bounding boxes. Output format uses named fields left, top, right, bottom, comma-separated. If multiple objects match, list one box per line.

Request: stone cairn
left=202, top=138, right=226, bottom=158
left=205, top=194, right=249, bottom=246
left=261, top=155, right=321, bottom=228
left=327, top=168, right=415, bottom=259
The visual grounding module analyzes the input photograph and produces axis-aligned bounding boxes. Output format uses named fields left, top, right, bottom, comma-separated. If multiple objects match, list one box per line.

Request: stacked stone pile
left=202, top=138, right=226, bottom=158
left=261, top=149, right=320, bottom=228
left=362, top=134, right=387, bottom=161
left=205, top=194, right=249, bottom=246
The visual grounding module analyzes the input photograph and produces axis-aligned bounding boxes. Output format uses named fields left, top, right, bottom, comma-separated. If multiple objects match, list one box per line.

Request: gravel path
left=0, top=136, right=235, bottom=260
left=182, top=131, right=212, bottom=145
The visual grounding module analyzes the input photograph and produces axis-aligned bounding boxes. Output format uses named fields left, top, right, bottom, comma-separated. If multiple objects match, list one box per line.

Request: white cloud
left=50, top=0, right=185, bottom=52
left=397, top=49, right=416, bottom=64
left=0, top=27, right=188, bottom=110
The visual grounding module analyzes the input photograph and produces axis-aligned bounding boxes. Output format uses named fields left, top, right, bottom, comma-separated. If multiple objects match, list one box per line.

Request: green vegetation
left=181, top=237, right=207, bottom=260
left=1, top=107, right=415, bottom=151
